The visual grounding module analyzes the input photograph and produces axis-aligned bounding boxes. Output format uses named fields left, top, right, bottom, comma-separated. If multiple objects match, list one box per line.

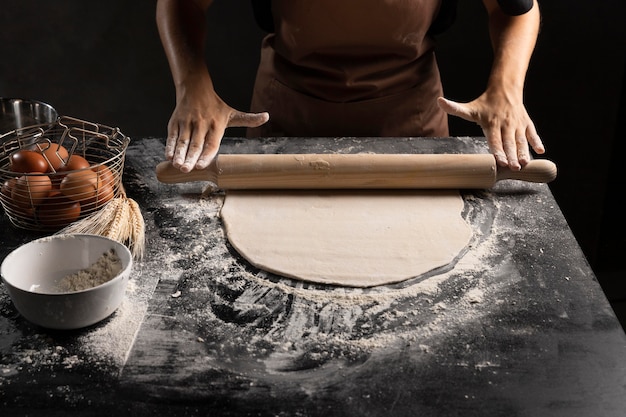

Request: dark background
left=1, top=1, right=625, bottom=323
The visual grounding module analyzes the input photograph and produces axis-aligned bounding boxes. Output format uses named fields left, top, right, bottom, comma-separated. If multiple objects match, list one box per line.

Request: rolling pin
left=155, top=153, right=557, bottom=189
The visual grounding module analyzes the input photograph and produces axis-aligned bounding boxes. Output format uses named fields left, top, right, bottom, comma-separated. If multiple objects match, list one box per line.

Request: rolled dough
left=220, top=190, right=472, bottom=287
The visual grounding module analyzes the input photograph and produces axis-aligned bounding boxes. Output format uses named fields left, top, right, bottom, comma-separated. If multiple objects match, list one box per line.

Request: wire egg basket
left=0, top=116, right=130, bottom=231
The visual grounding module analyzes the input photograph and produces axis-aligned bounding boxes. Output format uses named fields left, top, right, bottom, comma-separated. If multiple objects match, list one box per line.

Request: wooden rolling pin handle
left=496, top=159, right=557, bottom=184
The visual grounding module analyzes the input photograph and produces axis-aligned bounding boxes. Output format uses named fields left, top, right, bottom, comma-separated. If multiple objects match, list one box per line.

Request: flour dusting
left=127, top=186, right=514, bottom=384
left=57, top=249, right=122, bottom=292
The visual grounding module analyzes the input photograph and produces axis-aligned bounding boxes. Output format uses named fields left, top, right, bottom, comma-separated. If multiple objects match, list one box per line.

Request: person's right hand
left=165, top=79, right=269, bottom=173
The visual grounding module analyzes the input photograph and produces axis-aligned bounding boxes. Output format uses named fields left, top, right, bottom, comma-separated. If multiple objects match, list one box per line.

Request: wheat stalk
left=104, top=198, right=129, bottom=241
left=57, top=186, right=145, bottom=259
left=127, top=198, right=146, bottom=259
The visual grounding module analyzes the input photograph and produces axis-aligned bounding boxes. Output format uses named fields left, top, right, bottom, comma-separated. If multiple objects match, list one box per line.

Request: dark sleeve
left=497, top=0, right=534, bottom=16
left=429, top=0, right=458, bottom=35
left=251, top=0, right=274, bottom=33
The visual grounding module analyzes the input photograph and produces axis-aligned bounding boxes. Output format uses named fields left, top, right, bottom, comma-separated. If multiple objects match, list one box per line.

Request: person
left=156, top=0, right=544, bottom=174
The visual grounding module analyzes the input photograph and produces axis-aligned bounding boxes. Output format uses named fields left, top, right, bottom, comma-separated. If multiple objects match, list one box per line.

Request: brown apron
left=247, top=0, right=448, bottom=138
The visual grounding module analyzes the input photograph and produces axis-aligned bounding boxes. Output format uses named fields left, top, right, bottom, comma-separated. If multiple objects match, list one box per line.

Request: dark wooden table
left=2, top=137, right=625, bottom=417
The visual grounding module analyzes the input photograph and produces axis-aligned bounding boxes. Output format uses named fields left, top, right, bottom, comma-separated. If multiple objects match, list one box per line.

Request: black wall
left=1, top=1, right=625, bottom=305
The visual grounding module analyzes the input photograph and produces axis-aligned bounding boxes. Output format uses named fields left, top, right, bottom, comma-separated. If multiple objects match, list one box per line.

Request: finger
left=171, top=125, right=193, bottom=170
left=483, top=125, right=508, bottom=167
left=437, top=97, right=474, bottom=123
left=516, top=133, right=531, bottom=167
left=164, top=122, right=179, bottom=161
left=228, top=111, right=270, bottom=128
left=179, top=126, right=208, bottom=173
left=194, top=134, right=221, bottom=170
left=502, top=128, right=521, bottom=171
left=526, top=122, right=545, bottom=155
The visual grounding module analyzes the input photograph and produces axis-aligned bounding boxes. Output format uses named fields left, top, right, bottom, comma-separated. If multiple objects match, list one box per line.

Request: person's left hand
left=437, top=92, right=544, bottom=170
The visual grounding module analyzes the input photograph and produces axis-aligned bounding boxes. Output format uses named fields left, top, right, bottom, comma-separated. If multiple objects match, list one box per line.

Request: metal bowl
left=0, top=234, right=133, bottom=330
left=0, top=98, right=58, bottom=134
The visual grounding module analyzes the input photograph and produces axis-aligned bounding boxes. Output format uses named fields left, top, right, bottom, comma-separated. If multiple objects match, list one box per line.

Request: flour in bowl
left=58, top=248, right=122, bottom=292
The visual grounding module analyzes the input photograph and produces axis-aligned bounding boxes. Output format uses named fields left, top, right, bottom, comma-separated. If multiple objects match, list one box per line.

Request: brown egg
left=10, top=204, right=35, bottom=220
left=92, top=164, right=116, bottom=187
left=11, top=174, right=53, bottom=208
left=1, top=178, right=16, bottom=200
left=82, top=182, right=115, bottom=211
left=9, top=150, right=49, bottom=173
left=37, top=191, right=81, bottom=228
left=49, top=154, right=89, bottom=189
left=58, top=154, right=90, bottom=172
left=1, top=178, right=22, bottom=213
left=32, top=143, right=70, bottom=172
left=60, top=169, right=99, bottom=201
left=78, top=164, right=118, bottom=211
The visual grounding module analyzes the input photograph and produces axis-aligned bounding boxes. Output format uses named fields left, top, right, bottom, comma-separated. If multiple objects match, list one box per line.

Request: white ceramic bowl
left=1, top=234, right=132, bottom=330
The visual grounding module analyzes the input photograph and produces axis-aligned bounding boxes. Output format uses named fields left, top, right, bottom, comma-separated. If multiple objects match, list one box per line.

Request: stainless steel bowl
left=0, top=98, right=58, bottom=134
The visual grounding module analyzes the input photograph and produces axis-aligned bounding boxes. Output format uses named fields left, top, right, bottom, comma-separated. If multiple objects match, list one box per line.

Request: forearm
left=484, top=0, right=540, bottom=97
left=156, top=0, right=214, bottom=95
left=156, top=0, right=269, bottom=171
